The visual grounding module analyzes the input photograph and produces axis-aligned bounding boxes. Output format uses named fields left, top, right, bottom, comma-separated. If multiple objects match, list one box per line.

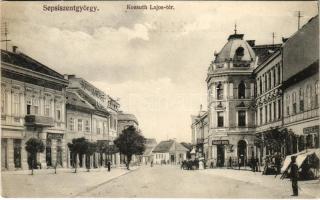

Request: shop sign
left=212, top=140, right=229, bottom=145
left=303, top=125, right=319, bottom=134
left=47, top=133, right=64, bottom=140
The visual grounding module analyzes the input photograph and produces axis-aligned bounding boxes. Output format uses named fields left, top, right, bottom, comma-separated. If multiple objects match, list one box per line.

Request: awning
left=190, top=148, right=196, bottom=154
left=281, top=148, right=320, bottom=173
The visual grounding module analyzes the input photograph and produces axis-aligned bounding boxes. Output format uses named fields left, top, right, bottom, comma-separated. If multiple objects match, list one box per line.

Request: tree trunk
left=31, top=156, right=34, bottom=175
left=126, top=155, right=132, bottom=170
left=75, top=153, right=78, bottom=173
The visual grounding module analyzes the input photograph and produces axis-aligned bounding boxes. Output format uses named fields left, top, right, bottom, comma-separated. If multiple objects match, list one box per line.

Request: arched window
left=216, top=83, right=223, bottom=100
left=259, top=78, right=262, bottom=94
left=234, top=47, right=244, bottom=61
left=299, top=88, right=304, bottom=112
left=238, top=81, right=246, bottom=99
left=286, top=95, right=290, bottom=116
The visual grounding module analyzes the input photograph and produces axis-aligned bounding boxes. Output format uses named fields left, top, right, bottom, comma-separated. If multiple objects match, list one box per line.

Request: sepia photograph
left=0, top=1, right=319, bottom=198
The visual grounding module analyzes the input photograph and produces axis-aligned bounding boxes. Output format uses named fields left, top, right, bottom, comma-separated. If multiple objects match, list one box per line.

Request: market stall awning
left=281, top=148, right=320, bottom=173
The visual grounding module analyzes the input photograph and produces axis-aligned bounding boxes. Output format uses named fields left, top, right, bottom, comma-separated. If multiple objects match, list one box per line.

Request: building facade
left=152, top=140, right=188, bottom=165
left=65, top=75, right=121, bottom=166
left=1, top=48, right=68, bottom=170
left=206, top=32, right=257, bottom=167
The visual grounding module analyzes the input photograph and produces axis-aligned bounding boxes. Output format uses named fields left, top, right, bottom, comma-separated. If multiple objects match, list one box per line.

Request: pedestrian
left=150, top=160, right=153, bottom=167
left=238, top=157, right=241, bottom=170
left=107, top=161, right=111, bottom=172
left=275, top=153, right=282, bottom=177
left=229, top=157, right=232, bottom=169
left=255, top=157, right=259, bottom=172
left=251, top=157, right=256, bottom=172
left=290, top=156, right=299, bottom=196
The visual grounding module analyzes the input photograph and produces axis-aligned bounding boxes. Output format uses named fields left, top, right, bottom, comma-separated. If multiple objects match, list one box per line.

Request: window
left=33, top=98, right=39, bottom=115
left=299, top=88, right=304, bottom=112
left=277, top=64, right=281, bottom=85
left=45, top=99, right=50, bottom=117
left=97, top=121, right=101, bottom=134
left=93, top=119, right=96, bottom=133
left=269, top=104, right=272, bottom=122
left=273, top=101, right=276, bottom=120
left=278, top=99, right=281, bottom=119
left=292, top=92, right=297, bottom=114
left=238, top=111, right=246, bottom=127
left=259, top=78, right=262, bottom=94
left=273, top=68, right=276, bottom=87
left=259, top=107, right=263, bottom=125
left=265, top=105, right=268, bottom=123
left=26, top=98, right=32, bottom=115
left=306, top=85, right=311, bottom=110
left=264, top=74, right=267, bottom=92
left=238, top=81, right=245, bottom=99
left=286, top=95, right=290, bottom=116
left=234, top=47, right=244, bottom=61
left=268, top=71, right=271, bottom=90
left=1, top=90, right=6, bottom=113
left=85, top=120, right=90, bottom=132
left=78, top=119, right=83, bottom=132
left=216, top=83, right=223, bottom=100
left=55, top=103, right=61, bottom=121
left=315, top=81, right=319, bottom=108
left=69, top=118, right=74, bottom=131
left=217, top=112, right=224, bottom=127
left=13, top=94, right=20, bottom=116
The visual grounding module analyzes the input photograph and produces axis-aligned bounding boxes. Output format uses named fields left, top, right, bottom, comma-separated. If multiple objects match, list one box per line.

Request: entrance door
left=170, top=155, right=175, bottom=164
left=56, top=147, right=63, bottom=167
left=217, top=145, right=225, bottom=167
left=28, top=152, right=37, bottom=169
left=13, top=139, right=21, bottom=168
left=46, top=139, right=52, bottom=167
left=238, top=140, right=247, bottom=166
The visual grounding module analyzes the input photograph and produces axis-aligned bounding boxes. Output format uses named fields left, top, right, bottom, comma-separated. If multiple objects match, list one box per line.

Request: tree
left=85, top=142, right=97, bottom=172
left=114, top=126, right=146, bottom=170
left=67, top=137, right=88, bottom=173
left=25, top=138, right=45, bottom=175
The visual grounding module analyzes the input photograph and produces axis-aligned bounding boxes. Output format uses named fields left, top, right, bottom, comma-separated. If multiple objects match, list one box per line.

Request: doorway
left=217, top=145, right=225, bottom=167
left=237, top=140, right=247, bottom=167
left=13, top=139, right=21, bottom=168
left=46, top=139, right=52, bottom=167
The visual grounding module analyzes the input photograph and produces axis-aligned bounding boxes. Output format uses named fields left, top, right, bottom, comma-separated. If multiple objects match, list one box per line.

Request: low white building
left=152, top=140, right=188, bottom=165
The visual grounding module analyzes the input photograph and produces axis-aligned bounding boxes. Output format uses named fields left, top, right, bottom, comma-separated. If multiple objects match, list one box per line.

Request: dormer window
left=234, top=47, right=244, bottom=61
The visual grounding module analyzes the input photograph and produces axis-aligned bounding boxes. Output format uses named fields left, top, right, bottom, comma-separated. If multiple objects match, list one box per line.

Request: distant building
left=142, top=138, right=157, bottom=164
left=64, top=75, right=121, bottom=167
left=152, top=139, right=188, bottom=165
left=191, top=108, right=208, bottom=160
left=1, top=47, right=68, bottom=170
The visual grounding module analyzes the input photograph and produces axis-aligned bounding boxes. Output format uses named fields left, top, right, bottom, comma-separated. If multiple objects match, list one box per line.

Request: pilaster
left=7, top=139, right=15, bottom=170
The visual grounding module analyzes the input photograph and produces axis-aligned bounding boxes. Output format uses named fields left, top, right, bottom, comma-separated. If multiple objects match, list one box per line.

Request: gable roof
left=1, top=49, right=64, bottom=80
left=66, top=91, right=95, bottom=112
left=153, top=140, right=188, bottom=153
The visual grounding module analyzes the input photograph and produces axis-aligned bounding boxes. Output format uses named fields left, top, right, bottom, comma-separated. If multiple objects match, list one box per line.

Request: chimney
left=246, top=40, right=255, bottom=47
left=12, top=46, right=18, bottom=53
left=282, top=37, right=288, bottom=43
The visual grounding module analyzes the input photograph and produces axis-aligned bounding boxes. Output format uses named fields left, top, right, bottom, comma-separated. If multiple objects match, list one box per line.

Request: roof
left=117, top=112, right=139, bottom=124
left=252, top=44, right=282, bottom=66
left=66, top=91, right=94, bottom=111
left=1, top=49, right=65, bottom=80
left=143, top=146, right=155, bottom=156
left=145, top=138, right=157, bottom=146
left=153, top=140, right=188, bottom=153
left=214, top=33, right=256, bottom=63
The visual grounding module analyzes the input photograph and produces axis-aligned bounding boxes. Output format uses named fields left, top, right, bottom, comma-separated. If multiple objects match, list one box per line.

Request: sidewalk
left=1, top=166, right=138, bottom=197
left=200, top=168, right=319, bottom=198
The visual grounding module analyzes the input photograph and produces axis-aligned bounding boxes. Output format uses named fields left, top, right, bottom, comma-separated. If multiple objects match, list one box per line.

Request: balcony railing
left=25, top=115, right=54, bottom=127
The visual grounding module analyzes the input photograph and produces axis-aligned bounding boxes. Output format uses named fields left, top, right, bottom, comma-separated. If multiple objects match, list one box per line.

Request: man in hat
left=290, top=156, right=299, bottom=196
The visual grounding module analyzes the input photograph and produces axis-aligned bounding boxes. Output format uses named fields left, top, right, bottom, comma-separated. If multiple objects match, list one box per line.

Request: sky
left=1, top=1, right=318, bottom=143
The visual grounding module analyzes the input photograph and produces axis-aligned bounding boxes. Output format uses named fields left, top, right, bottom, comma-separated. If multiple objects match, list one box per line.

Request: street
left=77, top=165, right=318, bottom=198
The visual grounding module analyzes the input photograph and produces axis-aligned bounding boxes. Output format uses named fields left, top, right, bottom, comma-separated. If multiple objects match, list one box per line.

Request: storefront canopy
left=281, top=148, right=320, bottom=173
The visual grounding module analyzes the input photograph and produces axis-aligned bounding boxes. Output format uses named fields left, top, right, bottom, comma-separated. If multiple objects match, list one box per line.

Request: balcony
left=25, top=115, right=54, bottom=127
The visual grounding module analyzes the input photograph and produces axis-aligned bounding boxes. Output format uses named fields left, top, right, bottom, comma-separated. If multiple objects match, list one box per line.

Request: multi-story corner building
left=190, top=108, right=208, bottom=160
left=64, top=75, right=121, bottom=166
left=1, top=47, right=69, bottom=171
left=206, top=32, right=257, bottom=167
left=282, top=16, right=319, bottom=152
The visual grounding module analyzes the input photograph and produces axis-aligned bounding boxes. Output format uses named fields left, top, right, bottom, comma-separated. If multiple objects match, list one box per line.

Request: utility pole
left=1, top=22, right=11, bottom=51
left=272, top=32, right=275, bottom=45
left=234, top=23, right=237, bottom=34
left=297, top=11, right=303, bottom=30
